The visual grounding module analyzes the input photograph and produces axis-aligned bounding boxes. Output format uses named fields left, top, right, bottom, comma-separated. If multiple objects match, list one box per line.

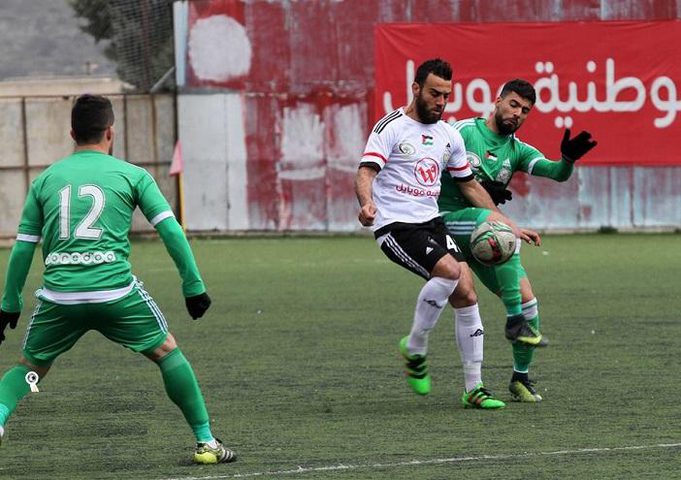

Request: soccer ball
left=469, top=221, right=517, bottom=266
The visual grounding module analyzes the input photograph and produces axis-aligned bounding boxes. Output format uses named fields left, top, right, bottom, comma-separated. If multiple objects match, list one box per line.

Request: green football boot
left=509, top=378, right=543, bottom=403
left=399, top=336, right=431, bottom=395
left=461, top=384, right=506, bottom=409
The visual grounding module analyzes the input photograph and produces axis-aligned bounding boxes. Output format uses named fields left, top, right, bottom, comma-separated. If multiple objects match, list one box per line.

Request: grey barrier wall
left=0, top=94, right=177, bottom=238
left=3, top=93, right=681, bottom=238
left=175, top=93, right=681, bottom=233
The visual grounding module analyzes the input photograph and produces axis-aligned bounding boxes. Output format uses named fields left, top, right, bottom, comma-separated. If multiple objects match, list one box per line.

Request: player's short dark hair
left=500, top=79, right=536, bottom=105
left=71, top=94, right=115, bottom=145
left=414, top=58, right=453, bottom=87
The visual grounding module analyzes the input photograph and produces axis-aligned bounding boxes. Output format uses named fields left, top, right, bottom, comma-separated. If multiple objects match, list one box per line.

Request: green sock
left=513, top=301, right=540, bottom=372
left=157, top=348, right=214, bottom=443
left=495, top=253, right=529, bottom=370
left=0, top=364, right=32, bottom=426
left=512, top=339, right=534, bottom=372
left=496, top=253, right=522, bottom=316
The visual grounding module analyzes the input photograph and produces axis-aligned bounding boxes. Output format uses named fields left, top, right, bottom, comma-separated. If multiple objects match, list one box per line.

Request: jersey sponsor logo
left=398, top=142, right=416, bottom=155
left=421, top=134, right=434, bottom=146
left=45, top=251, right=117, bottom=266
left=413, top=157, right=440, bottom=186
left=395, top=183, right=439, bottom=197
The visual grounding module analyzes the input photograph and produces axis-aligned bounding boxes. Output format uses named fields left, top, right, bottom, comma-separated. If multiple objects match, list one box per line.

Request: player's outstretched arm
left=0, top=240, right=37, bottom=344
left=523, top=129, right=597, bottom=182
left=155, top=216, right=210, bottom=319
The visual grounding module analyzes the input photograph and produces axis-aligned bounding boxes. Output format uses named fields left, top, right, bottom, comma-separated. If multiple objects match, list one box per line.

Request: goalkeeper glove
left=560, top=129, right=597, bottom=163
left=0, top=310, right=20, bottom=345
left=185, top=292, right=212, bottom=320
left=480, top=179, right=513, bottom=205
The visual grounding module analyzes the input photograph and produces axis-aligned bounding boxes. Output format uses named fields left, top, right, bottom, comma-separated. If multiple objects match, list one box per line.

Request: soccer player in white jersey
left=0, top=95, right=235, bottom=463
left=355, top=58, right=532, bottom=409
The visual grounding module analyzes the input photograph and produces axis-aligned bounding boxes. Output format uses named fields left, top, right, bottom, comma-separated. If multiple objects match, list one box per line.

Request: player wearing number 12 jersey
left=0, top=95, right=235, bottom=464
left=355, top=58, right=523, bottom=409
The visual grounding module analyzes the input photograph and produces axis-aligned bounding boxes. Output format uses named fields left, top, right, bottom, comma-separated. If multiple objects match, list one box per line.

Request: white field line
left=161, top=442, right=681, bottom=480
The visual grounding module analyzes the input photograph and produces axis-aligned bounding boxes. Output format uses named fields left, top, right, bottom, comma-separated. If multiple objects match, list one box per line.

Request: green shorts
left=23, top=281, right=169, bottom=367
left=441, top=208, right=527, bottom=293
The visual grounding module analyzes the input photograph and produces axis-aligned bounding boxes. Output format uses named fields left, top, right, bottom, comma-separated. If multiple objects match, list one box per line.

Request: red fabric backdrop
left=375, top=22, right=681, bottom=165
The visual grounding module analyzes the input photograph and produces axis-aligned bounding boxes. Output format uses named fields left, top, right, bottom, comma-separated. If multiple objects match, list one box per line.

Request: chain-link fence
left=68, top=0, right=175, bottom=92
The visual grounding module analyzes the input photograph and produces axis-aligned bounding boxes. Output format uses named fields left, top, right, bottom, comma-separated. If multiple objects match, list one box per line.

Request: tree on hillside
left=68, top=0, right=175, bottom=92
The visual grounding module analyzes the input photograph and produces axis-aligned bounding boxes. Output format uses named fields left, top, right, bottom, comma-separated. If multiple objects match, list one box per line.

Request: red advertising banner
left=375, top=22, right=681, bottom=166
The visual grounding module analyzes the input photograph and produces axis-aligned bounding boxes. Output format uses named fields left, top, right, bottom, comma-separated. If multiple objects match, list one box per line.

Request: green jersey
left=16, top=150, right=174, bottom=294
left=438, top=117, right=574, bottom=211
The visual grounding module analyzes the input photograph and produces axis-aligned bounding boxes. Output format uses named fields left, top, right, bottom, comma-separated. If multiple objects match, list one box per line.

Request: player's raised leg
left=400, top=252, right=460, bottom=395
left=378, top=223, right=461, bottom=396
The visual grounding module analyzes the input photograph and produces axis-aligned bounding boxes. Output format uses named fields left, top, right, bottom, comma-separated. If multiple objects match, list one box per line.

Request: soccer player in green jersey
left=0, top=95, right=235, bottom=464
left=439, top=79, right=597, bottom=402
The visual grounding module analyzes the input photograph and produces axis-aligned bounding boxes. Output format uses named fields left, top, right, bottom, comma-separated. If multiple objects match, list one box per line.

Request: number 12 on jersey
left=59, top=184, right=105, bottom=240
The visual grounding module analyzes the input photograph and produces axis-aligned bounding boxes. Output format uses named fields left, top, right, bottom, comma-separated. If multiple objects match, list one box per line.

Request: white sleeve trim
left=16, top=233, right=40, bottom=243
left=150, top=211, right=175, bottom=227
left=526, top=157, right=544, bottom=174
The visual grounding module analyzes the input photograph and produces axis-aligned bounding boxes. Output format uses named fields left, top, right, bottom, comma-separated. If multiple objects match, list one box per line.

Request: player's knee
left=431, top=255, right=460, bottom=281
left=449, top=278, right=478, bottom=307
left=144, top=333, right=178, bottom=363
left=19, top=357, right=51, bottom=380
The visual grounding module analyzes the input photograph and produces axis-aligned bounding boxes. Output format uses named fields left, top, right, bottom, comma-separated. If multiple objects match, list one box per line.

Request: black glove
left=185, top=292, right=211, bottom=320
left=480, top=180, right=513, bottom=205
left=560, top=129, right=597, bottom=163
left=0, top=310, right=20, bottom=345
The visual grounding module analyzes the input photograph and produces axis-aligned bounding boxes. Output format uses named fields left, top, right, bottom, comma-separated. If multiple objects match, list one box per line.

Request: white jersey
left=360, top=108, right=473, bottom=231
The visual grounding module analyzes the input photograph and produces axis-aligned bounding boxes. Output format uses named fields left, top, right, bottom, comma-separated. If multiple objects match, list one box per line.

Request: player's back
left=28, top=150, right=154, bottom=293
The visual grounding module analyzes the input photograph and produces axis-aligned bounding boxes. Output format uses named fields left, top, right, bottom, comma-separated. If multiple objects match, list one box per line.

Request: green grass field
left=0, top=234, right=680, bottom=480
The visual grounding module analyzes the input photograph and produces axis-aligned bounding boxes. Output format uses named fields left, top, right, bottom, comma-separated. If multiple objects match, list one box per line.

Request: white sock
left=206, top=438, right=218, bottom=448
left=454, top=304, right=484, bottom=391
left=522, top=298, right=538, bottom=320
left=407, top=276, right=458, bottom=355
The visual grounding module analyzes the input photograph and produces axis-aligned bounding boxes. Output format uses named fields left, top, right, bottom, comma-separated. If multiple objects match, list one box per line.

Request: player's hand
left=489, top=212, right=523, bottom=240
left=358, top=202, right=377, bottom=227
left=0, top=310, right=20, bottom=345
left=480, top=180, right=513, bottom=205
left=560, top=129, right=597, bottom=163
left=185, top=293, right=211, bottom=320
left=520, top=228, right=542, bottom=247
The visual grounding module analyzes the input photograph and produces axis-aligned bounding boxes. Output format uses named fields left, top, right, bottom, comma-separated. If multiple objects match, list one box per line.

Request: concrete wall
left=0, top=94, right=177, bottom=238
left=172, top=0, right=681, bottom=233
left=176, top=92, right=681, bottom=232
